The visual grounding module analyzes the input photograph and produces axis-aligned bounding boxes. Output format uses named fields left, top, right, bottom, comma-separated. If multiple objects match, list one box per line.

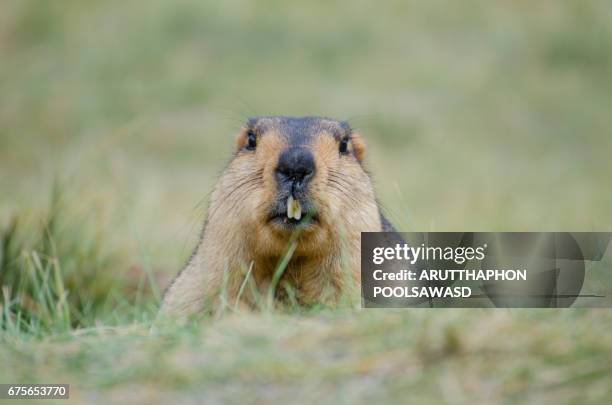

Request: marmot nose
left=276, top=147, right=315, bottom=187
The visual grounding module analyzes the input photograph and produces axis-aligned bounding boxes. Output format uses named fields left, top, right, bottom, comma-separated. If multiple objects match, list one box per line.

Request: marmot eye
left=246, top=130, right=257, bottom=150
left=339, top=137, right=349, bottom=154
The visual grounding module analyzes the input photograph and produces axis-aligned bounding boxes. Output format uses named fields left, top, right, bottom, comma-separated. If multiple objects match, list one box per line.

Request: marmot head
left=217, top=116, right=376, bottom=256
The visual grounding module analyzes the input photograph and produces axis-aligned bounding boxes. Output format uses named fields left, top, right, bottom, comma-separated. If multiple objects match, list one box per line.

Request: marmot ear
left=235, top=128, right=248, bottom=151
left=351, top=132, right=366, bottom=163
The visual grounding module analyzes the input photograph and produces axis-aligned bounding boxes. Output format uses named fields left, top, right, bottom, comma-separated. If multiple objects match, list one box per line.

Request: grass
left=1, top=0, right=612, bottom=403
left=0, top=183, right=157, bottom=335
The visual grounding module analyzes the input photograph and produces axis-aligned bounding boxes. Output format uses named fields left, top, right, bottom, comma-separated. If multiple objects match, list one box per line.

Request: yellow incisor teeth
left=287, top=195, right=302, bottom=220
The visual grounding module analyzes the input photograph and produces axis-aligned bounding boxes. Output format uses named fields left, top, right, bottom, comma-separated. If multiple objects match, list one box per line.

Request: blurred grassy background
left=1, top=0, right=612, bottom=403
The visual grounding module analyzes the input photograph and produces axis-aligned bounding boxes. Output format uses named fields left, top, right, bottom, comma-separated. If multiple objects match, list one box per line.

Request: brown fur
left=159, top=117, right=384, bottom=317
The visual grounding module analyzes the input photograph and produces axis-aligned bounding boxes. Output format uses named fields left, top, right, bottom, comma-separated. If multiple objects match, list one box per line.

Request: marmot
left=160, top=116, right=395, bottom=317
